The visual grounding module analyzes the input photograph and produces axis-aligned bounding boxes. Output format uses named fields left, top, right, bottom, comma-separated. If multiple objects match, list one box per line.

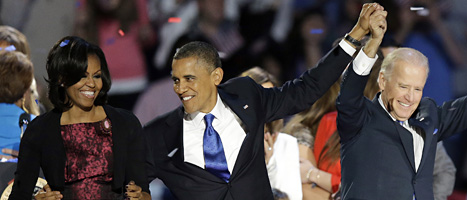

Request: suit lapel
left=163, top=106, right=224, bottom=183
left=395, top=122, right=416, bottom=172
left=218, top=89, right=256, bottom=179
left=409, top=104, right=433, bottom=173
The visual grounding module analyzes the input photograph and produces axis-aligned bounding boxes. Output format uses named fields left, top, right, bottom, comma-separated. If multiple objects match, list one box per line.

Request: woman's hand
left=125, top=181, right=151, bottom=200
left=34, top=184, right=63, bottom=200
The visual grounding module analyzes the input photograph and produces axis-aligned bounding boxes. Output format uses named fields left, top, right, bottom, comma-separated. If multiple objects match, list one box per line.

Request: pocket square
left=168, top=148, right=178, bottom=157
left=433, top=129, right=438, bottom=135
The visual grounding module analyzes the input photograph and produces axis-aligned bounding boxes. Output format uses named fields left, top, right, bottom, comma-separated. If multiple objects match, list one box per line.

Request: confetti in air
left=310, top=29, right=323, bottom=34
left=410, top=7, right=424, bottom=11
left=168, top=17, right=182, bottom=23
left=118, top=29, right=125, bottom=36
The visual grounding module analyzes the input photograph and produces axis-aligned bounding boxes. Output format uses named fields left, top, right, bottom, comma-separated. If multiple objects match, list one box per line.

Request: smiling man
left=143, top=3, right=387, bottom=200
left=337, top=47, right=467, bottom=200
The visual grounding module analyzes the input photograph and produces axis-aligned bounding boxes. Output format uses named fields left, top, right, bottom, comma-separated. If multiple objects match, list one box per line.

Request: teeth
left=81, top=91, right=94, bottom=98
left=182, top=96, right=192, bottom=101
left=400, top=102, right=409, bottom=107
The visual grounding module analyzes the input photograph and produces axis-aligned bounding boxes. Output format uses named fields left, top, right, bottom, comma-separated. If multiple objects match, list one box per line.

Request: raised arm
left=258, top=3, right=383, bottom=122
left=337, top=3, right=387, bottom=142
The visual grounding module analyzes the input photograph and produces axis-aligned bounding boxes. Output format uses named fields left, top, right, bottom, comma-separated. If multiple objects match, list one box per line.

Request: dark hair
left=46, top=36, right=111, bottom=112
left=0, top=25, right=31, bottom=57
left=173, top=41, right=222, bottom=72
left=0, top=51, right=33, bottom=103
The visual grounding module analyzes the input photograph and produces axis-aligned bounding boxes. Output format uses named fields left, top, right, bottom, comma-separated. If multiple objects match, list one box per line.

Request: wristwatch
left=344, top=33, right=362, bottom=47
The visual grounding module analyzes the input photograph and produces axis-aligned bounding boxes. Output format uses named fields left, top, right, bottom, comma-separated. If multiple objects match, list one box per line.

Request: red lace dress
left=60, top=118, right=122, bottom=199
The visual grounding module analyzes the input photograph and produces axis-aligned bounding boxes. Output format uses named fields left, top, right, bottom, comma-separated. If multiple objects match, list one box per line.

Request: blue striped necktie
left=203, top=114, right=230, bottom=182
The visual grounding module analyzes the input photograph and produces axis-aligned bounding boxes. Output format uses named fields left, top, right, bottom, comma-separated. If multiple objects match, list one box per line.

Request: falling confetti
left=168, top=17, right=181, bottom=23
left=310, top=29, right=323, bottom=34
left=118, top=29, right=125, bottom=36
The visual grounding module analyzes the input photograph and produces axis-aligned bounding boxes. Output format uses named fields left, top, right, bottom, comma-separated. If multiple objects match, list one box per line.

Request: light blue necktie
left=203, top=114, right=230, bottom=182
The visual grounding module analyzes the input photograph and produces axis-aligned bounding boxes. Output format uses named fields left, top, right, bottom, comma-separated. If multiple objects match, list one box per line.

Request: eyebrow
left=183, top=75, right=196, bottom=79
left=85, top=70, right=102, bottom=75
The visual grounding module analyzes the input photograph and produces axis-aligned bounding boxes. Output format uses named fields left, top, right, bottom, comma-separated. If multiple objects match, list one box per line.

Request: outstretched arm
left=337, top=3, right=387, bottom=142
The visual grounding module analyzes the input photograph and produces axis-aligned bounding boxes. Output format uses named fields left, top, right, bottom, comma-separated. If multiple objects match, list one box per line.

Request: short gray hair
left=378, top=47, right=429, bottom=83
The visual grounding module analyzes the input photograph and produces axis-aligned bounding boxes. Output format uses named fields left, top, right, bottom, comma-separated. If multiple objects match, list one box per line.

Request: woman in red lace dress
left=9, top=36, right=150, bottom=199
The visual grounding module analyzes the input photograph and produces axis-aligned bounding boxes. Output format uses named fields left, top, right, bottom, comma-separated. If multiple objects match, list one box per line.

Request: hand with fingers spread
left=125, top=181, right=151, bottom=200
left=34, top=184, right=63, bottom=200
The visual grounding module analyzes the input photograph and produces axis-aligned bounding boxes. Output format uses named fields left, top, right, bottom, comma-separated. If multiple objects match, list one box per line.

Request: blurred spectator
left=0, top=50, right=35, bottom=160
left=163, top=0, right=249, bottom=82
left=133, top=76, right=181, bottom=125
left=0, top=25, right=43, bottom=116
left=240, top=67, right=302, bottom=200
left=284, top=7, right=331, bottom=81
left=236, top=0, right=293, bottom=44
left=150, top=0, right=198, bottom=80
left=74, top=0, right=155, bottom=111
left=283, top=78, right=341, bottom=200
left=433, top=142, right=456, bottom=200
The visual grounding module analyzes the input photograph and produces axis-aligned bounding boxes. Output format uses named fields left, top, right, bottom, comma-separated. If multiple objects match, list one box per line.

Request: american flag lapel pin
left=243, top=105, right=248, bottom=109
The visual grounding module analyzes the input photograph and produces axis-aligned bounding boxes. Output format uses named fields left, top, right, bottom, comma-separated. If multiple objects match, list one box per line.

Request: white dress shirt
left=183, top=94, right=246, bottom=173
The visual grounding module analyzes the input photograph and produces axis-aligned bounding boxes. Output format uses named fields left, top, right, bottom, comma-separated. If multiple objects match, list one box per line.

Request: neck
left=14, top=98, right=24, bottom=110
left=61, top=105, right=105, bottom=125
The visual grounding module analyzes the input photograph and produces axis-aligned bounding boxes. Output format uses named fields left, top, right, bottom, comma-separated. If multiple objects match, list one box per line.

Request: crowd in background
left=1, top=0, right=467, bottom=199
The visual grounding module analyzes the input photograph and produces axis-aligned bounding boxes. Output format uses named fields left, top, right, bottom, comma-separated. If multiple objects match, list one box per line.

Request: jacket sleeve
left=437, top=95, right=467, bottom=140
left=260, top=44, right=353, bottom=122
left=123, top=110, right=150, bottom=193
left=336, top=64, right=371, bottom=143
left=9, top=118, right=43, bottom=199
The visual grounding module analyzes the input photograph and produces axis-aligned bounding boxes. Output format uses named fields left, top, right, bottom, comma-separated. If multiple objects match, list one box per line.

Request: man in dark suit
left=336, top=15, right=467, bottom=200
left=144, top=3, right=386, bottom=199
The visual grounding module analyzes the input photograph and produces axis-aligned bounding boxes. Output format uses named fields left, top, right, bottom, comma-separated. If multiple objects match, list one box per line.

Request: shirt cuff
left=352, top=48, right=378, bottom=76
left=339, top=39, right=356, bottom=57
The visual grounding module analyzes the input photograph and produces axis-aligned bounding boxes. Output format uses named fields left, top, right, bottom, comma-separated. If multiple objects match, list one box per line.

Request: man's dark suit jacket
left=337, top=66, right=467, bottom=200
left=9, top=105, right=149, bottom=199
left=144, top=45, right=352, bottom=200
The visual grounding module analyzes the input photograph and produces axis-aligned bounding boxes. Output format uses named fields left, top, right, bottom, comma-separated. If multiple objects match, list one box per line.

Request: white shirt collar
left=378, top=94, right=408, bottom=126
left=184, top=93, right=225, bottom=127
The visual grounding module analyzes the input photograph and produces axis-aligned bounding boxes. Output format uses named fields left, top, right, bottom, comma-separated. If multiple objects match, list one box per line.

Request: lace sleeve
left=288, top=124, right=314, bottom=149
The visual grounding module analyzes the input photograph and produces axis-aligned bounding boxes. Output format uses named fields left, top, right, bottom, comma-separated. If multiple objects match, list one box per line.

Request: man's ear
left=378, top=72, right=385, bottom=91
left=212, top=67, right=223, bottom=86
